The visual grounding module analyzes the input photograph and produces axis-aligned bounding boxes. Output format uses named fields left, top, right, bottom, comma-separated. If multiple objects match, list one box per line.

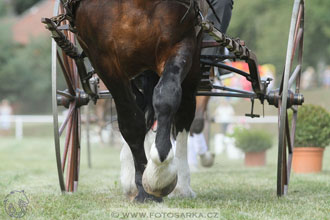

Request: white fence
left=6, top=115, right=64, bottom=140
left=4, top=115, right=278, bottom=140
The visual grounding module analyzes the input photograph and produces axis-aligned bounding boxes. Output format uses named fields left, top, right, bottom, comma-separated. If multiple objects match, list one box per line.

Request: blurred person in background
left=0, top=99, right=13, bottom=135
left=301, top=67, right=316, bottom=90
left=188, top=0, right=234, bottom=170
left=323, top=66, right=330, bottom=88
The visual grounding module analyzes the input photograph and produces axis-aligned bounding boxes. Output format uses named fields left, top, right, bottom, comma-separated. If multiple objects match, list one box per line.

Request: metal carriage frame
left=42, top=0, right=305, bottom=196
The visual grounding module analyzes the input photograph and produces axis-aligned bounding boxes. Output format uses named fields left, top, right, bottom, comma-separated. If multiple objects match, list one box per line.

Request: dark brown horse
left=74, top=0, right=204, bottom=202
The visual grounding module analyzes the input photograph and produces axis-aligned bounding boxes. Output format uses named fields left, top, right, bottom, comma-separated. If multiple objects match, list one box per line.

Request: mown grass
left=0, top=137, right=329, bottom=220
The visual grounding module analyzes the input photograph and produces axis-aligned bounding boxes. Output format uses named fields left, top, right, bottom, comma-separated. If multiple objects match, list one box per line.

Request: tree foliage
left=0, top=1, right=8, bottom=17
left=0, top=23, right=51, bottom=113
left=0, top=0, right=43, bottom=16
left=12, top=0, right=43, bottom=15
left=228, top=0, right=330, bottom=81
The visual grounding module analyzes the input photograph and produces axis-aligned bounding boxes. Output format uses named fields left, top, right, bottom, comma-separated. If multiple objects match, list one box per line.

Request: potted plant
left=290, top=104, right=330, bottom=173
left=232, top=128, right=273, bottom=166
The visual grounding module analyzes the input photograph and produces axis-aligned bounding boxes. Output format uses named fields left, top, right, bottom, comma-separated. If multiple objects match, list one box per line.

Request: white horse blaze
left=169, top=130, right=196, bottom=198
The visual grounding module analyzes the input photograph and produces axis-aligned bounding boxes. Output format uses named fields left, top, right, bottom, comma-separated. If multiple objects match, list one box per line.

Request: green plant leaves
left=290, top=104, right=330, bottom=148
left=231, top=128, right=273, bottom=153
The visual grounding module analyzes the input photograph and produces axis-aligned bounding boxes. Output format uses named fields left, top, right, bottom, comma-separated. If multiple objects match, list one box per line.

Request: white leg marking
left=169, top=130, right=196, bottom=198
left=144, top=130, right=156, bottom=161
left=187, top=135, right=198, bottom=171
left=120, top=143, right=138, bottom=198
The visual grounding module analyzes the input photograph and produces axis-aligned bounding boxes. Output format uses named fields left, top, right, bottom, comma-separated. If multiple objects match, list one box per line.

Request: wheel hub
left=57, top=89, right=90, bottom=108
left=266, top=89, right=304, bottom=108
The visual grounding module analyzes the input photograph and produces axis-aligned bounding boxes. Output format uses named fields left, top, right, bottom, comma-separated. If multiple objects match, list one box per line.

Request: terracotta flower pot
left=244, top=151, right=266, bottom=167
left=292, top=147, right=325, bottom=173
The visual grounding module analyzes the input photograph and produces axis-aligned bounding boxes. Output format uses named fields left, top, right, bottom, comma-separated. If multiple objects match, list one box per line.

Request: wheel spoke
left=286, top=110, right=296, bottom=190
left=57, top=90, right=75, bottom=100
left=291, top=28, right=303, bottom=62
left=61, top=107, right=75, bottom=171
left=56, top=52, right=75, bottom=95
left=288, top=64, right=301, bottom=89
left=66, top=111, right=76, bottom=192
left=59, top=103, right=75, bottom=136
left=293, top=4, right=303, bottom=44
left=286, top=114, right=293, bottom=154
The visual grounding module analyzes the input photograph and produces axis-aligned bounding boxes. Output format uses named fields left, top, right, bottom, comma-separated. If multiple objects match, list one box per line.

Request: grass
left=0, top=137, right=329, bottom=220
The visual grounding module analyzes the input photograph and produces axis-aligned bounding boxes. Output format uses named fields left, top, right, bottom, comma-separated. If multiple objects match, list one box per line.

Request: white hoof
left=142, top=146, right=177, bottom=197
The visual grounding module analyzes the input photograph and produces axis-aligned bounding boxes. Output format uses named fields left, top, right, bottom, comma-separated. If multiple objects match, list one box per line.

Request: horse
left=74, top=0, right=207, bottom=202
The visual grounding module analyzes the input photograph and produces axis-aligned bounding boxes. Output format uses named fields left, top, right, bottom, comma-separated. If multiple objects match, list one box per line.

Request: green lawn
left=0, top=137, right=329, bottom=219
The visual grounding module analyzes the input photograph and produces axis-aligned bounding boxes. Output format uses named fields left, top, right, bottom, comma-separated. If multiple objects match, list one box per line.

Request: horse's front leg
left=142, top=36, right=196, bottom=197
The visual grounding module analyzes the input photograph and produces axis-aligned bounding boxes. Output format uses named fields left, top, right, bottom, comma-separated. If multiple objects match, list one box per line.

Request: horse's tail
left=131, top=70, right=159, bottom=131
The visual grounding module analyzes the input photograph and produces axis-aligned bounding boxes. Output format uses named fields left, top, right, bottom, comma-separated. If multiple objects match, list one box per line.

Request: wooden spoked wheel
left=276, top=0, right=304, bottom=196
left=52, top=1, right=88, bottom=192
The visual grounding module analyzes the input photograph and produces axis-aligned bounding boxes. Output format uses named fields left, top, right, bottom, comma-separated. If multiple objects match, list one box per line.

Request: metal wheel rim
left=277, top=0, right=304, bottom=196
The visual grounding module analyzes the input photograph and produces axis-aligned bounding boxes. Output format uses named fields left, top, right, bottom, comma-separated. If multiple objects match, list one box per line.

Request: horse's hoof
left=168, top=186, right=196, bottom=198
left=143, top=173, right=178, bottom=197
left=190, top=118, right=204, bottom=134
left=134, top=190, right=163, bottom=203
left=142, top=147, right=178, bottom=197
left=200, top=151, right=215, bottom=167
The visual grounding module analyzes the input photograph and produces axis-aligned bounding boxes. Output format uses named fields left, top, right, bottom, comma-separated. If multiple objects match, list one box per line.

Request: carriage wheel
left=276, top=0, right=304, bottom=196
left=52, top=1, right=88, bottom=192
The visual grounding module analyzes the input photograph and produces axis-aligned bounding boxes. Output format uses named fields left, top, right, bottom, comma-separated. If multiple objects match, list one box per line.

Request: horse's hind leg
left=142, top=36, right=196, bottom=197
